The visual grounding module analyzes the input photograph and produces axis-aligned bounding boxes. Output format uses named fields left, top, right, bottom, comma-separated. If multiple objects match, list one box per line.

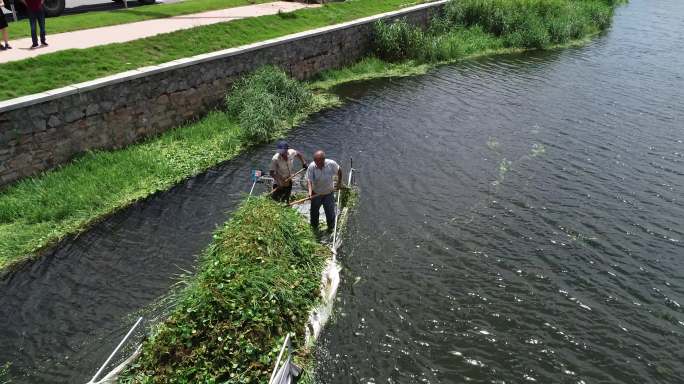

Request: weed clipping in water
left=120, top=197, right=329, bottom=383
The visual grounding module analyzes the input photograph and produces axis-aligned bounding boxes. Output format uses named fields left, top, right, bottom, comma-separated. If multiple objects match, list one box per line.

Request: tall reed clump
left=226, top=66, right=315, bottom=144
left=372, top=0, right=620, bottom=62
left=442, top=0, right=617, bottom=48
left=372, top=19, right=428, bottom=62
left=120, top=197, right=328, bottom=383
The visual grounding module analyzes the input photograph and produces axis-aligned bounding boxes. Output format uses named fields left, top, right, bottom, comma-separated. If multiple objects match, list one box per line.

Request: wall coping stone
left=0, top=0, right=447, bottom=114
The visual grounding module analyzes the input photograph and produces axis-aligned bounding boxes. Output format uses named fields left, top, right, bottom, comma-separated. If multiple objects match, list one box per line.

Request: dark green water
left=313, top=1, right=684, bottom=383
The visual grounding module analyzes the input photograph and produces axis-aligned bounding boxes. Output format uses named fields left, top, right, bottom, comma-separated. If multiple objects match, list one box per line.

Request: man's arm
left=296, top=152, right=307, bottom=169
left=306, top=166, right=314, bottom=197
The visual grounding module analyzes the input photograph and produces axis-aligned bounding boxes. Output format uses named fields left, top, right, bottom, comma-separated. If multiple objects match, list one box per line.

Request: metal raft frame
left=87, top=317, right=143, bottom=384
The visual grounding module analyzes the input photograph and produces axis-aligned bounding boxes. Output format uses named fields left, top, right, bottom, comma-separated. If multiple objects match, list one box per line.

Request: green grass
left=0, top=0, right=429, bottom=101
left=6, top=0, right=270, bottom=40
left=0, top=67, right=336, bottom=271
left=118, top=197, right=329, bottom=383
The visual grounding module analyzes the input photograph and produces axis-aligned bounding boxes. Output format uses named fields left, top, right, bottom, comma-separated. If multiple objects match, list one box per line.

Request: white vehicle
left=10, top=0, right=156, bottom=17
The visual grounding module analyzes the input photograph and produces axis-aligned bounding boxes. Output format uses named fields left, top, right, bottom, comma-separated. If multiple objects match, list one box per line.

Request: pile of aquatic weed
left=0, top=67, right=335, bottom=271
left=119, top=197, right=329, bottom=383
left=372, top=0, right=621, bottom=62
left=226, top=66, right=318, bottom=144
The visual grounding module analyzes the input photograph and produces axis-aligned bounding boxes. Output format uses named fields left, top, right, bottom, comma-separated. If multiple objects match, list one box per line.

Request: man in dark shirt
left=22, top=0, right=48, bottom=49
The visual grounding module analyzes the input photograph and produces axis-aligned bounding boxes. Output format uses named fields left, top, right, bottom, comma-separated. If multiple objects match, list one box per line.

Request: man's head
left=313, top=150, right=326, bottom=168
left=276, top=140, right=289, bottom=156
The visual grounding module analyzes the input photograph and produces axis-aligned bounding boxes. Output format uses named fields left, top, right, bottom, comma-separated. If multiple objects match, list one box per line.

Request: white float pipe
left=268, top=333, right=291, bottom=384
left=331, top=163, right=354, bottom=258
left=87, top=316, right=143, bottom=384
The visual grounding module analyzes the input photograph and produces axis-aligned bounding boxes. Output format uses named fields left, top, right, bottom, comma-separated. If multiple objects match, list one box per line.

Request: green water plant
left=443, top=0, right=618, bottom=48
left=0, top=362, right=10, bottom=384
left=119, top=197, right=328, bottom=383
left=226, top=66, right=315, bottom=144
left=372, top=0, right=621, bottom=63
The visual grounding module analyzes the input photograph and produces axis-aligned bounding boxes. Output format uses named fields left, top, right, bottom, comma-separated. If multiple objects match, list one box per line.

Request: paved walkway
left=0, top=1, right=317, bottom=64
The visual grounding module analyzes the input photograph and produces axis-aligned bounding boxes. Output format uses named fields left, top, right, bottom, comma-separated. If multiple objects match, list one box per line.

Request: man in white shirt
left=306, top=150, right=343, bottom=231
left=270, top=140, right=306, bottom=203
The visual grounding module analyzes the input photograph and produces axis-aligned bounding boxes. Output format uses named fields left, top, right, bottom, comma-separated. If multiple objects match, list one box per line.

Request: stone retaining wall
left=0, top=1, right=446, bottom=187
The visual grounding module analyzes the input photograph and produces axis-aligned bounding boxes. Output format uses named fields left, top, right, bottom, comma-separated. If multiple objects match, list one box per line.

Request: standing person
left=22, top=0, right=47, bottom=49
left=269, top=140, right=306, bottom=203
left=0, top=0, right=11, bottom=50
left=306, top=150, right=343, bottom=232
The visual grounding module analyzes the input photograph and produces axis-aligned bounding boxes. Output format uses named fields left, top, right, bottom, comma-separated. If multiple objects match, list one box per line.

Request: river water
left=314, top=1, right=684, bottom=383
left=1, top=0, right=682, bottom=382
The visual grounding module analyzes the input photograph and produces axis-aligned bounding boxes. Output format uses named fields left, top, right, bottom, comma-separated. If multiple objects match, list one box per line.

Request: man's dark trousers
left=28, top=10, right=46, bottom=46
left=271, top=184, right=292, bottom=203
left=310, top=193, right=336, bottom=231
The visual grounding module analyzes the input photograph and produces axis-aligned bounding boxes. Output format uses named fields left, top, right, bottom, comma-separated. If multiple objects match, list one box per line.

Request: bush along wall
left=119, top=197, right=329, bottom=383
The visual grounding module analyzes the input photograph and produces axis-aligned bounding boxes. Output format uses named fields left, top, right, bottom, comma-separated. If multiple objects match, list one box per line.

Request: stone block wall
left=0, top=1, right=446, bottom=187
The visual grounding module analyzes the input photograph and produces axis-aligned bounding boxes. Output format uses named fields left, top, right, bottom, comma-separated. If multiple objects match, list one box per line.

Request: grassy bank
left=6, top=0, right=269, bottom=40
left=118, top=197, right=329, bottom=383
left=0, top=0, right=429, bottom=101
left=0, top=67, right=334, bottom=271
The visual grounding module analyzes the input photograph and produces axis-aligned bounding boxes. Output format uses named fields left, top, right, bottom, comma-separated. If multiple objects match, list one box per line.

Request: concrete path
left=0, top=1, right=317, bottom=64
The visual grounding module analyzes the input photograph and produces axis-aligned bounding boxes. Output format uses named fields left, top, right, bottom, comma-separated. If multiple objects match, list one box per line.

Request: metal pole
left=268, top=333, right=291, bottom=384
left=331, top=159, right=353, bottom=256
left=88, top=317, right=143, bottom=384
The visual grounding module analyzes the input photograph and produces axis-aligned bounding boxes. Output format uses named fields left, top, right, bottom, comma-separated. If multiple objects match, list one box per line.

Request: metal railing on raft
left=331, top=161, right=355, bottom=259
left=268, top=333, right=302, bottom=384
left=86, top=316, right=143, bottom=384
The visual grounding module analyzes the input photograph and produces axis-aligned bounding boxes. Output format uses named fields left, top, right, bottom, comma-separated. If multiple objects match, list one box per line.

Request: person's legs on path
left=38, top=10, right=47, bottom=45
left=322, top=193, right=336, bottom=232
left=310, top=195, right=323, bottom=229
left=0, top=28, right=8, bottom=50
left=28, top=12, right=38, bottom=47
